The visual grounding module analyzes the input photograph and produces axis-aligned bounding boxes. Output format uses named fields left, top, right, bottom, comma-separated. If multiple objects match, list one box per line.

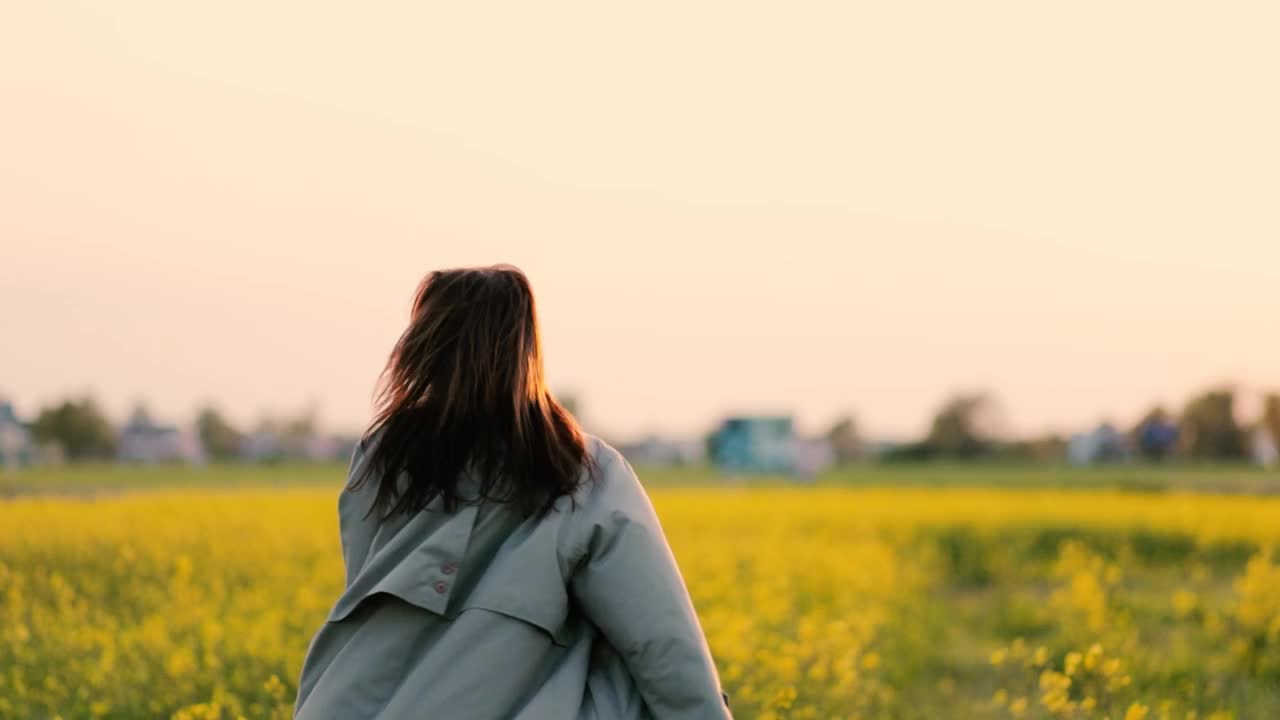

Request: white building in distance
left=118, top=407, right=204, bottom=464
left=0, top=399, right=33, bottom=468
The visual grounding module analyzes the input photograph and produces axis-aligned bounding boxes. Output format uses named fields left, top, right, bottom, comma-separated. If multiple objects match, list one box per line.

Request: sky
left=2, top=1, right=1278, bottom=441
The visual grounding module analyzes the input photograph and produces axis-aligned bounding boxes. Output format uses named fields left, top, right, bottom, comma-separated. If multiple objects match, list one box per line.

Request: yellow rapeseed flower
left=1124, top=701, right=1150, bottom=720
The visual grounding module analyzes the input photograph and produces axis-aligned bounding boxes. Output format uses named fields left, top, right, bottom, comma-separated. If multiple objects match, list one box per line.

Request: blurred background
left=3, top=1, right=1278, bottom=477
left=6, top=4, right=1280, bottom=720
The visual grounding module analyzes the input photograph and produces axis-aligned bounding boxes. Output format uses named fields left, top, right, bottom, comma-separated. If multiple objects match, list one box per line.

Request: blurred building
left=118, top=407, right=205, bottom=464
left=791, top=436, right=835, bottom=480
left=241, top=426, right=285, bottom=462
left=0, top=399, right=34, bottom=468
left=1067, top=423, right=1132, bottom=466
left=242, top=425, right=359, bottom=463
left=1134, top=417, right=1179, bottom=460
left=1252, top=427, right=1279, bottom=468
left=616, top=435, right=705, bottom=467
left=709, top=416, right=796, bottom=474
left=303, top=433, right=363, bottom=463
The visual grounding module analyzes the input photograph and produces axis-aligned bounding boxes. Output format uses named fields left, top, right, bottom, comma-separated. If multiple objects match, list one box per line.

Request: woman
left=295, top=265, right=731, bottom=719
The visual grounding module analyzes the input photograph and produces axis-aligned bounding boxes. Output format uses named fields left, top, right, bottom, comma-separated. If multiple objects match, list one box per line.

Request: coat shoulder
left=578, top=435, right=644, bottom=508
left=561, top=435, right=657, bottom=553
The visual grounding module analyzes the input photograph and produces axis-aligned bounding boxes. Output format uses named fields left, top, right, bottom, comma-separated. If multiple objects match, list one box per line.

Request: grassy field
left=5, top=461, right=1280, bottom=495
left=3, top=464, right=1280, bottom=719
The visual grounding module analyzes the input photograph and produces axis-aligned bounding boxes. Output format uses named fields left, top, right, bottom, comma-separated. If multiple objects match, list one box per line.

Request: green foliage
left=1130, top=406, right=1176, bottom=462
left=1000, top=435, right=1068, bottom=463
left=8, top=460, right=1280, bottom=496
left=1261, top=394, right=1280, bottom=448
left=195, top=406, right=244, bottom=461
left=825, top=414, right=862, bottom=462
left=925, top=392, right=1002, bottom=459
left=1180, top=388, right=1247, bottom=460
left=30, top=396, right=117, bottom=460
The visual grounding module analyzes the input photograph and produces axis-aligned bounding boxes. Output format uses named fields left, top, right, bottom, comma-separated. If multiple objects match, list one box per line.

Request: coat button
left=441, top=562, right=456, bottom=575
left=435, top=581, right=448, bottom=594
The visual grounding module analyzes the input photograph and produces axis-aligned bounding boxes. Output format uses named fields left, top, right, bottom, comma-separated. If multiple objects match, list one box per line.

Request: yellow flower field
left=3, top=485, right=1280, bottom=719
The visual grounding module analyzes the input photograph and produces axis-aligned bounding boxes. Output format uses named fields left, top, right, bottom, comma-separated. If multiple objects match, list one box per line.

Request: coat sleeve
left=337, top=441, right=377, bottom=587
left=569, top=449, right=732, bottom=719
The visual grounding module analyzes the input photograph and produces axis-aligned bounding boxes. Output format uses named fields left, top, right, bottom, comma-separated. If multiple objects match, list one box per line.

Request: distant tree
left=704, top=427, right=722, bottom=465
left=280, top=409, right=319, bottom=457
left=1262, top=394, right=1280, bottom=447
left=1002, top=434, right=1067, bottom=462
left=282, top=411, right=316, bottom=443
left=126, top=403, right=154, bottom=428
left=1131, top=405, right=1178, bottom=462
left=31, top=397, right=117, bottom=460
left=879, top=441, right=936, bottom=463
left=925, top=392, right=1001, bottom=459
left=825, top=415, right=862, bottom=463
left=245, top=418, right=285, bottom=463
left=1179, top=388, right=1247, bottom=460
left=196, top=406, right=244, bottom=460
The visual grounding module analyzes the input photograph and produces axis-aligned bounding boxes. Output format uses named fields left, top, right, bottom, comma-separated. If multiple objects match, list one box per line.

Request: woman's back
left=295, top=436, right=729, bottom=719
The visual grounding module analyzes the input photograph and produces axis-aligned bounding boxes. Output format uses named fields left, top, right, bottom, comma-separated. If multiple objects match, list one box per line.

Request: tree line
left=823, top=386, right=1280, bottom=464
left=16, top=384, right=1280, bottom=465
left=22, top=398, right=328, bottom=462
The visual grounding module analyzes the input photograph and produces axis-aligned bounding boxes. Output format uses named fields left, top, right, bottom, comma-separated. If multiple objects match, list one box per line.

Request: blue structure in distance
left=709, top=416, right=795, bottom=474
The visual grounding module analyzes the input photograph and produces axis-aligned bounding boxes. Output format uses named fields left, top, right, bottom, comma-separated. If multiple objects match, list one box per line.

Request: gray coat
left=295, top=437, right=731, bottom=720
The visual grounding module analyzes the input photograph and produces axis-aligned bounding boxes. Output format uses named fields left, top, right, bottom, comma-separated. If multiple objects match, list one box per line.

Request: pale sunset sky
left=2, top=2, right=1278, bottom=440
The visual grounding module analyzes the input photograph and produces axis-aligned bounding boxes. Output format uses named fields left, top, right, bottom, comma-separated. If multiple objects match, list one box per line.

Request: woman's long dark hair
left=350, top=265, right=589, bottom=517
